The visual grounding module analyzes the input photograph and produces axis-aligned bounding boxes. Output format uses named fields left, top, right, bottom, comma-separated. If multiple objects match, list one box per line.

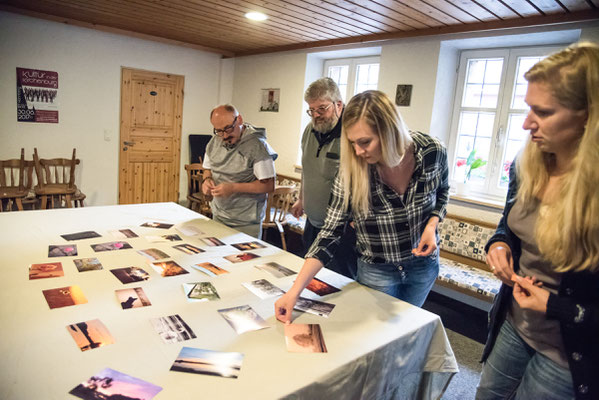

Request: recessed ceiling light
left=245, top=12, right=268, bottom=21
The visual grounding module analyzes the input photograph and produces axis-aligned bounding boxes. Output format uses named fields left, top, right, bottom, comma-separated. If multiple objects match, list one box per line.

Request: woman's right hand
left=290, top=199, right=304, bottom=219
left=486, top=241, right=515, bottom=286
left=275, top=291, right=298, bottom=324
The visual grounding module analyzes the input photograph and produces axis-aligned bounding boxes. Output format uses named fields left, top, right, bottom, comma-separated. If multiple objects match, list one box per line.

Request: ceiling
left=2, top=0, right=598, bottom=57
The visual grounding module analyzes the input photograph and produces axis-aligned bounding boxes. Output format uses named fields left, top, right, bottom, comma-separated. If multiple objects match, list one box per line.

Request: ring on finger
left=491, top=265, right=496, bottom=272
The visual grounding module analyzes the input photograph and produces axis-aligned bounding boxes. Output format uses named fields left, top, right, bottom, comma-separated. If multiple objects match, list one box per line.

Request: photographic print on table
left=285, top=324, right=328, bottom=353
left=69, top=367, right=162, bottom=400
left=60, top=230, right=101, bottom=241
left=231, top=241, right=266, bottom=251
left=170, top=347, right=243, bottom=379
left=110, top=266, right=150, bottom=284
left=218, top=305, right=269, bottom=334
left=176, top=225, right=204, bottom=236
left=109, top=229, right=139, bottom=239
left=48, top=244, right=77, bottom=257
left=140, top=221, right=173, bottom=229
left=29, top=262, right=64, bottom=280
left=42, top=285, right=87, bottom=309
left=224, top=252, right=260, bottom=264
left=255, top=261, right=296, bottom=278
left=242, top=279, right=284, bottom=299
left=73, top=257, right=103, bottom=272
left=294, top=296, right=336, bottom=318
left=150, top=314, right=196, bottom=344
left=145, top=233, right=182, bottom=243
left=91, top=241, right=132, bottom=252
left=192, top=262, right=229, bottom=277
left=172, top=243, right=204, bottom=255
left=151, top=261, right=189, bottom=277
left=115, top=287, right=152, bottom=309
left=198, top=236, right=226, bottom=246
left=66, top=319, right=114, bottom=351
left=305, top=277, right=341, bottom=296
left=185, top=282, right=220, bottom=301
left=137, top=248, right=170, bottom=261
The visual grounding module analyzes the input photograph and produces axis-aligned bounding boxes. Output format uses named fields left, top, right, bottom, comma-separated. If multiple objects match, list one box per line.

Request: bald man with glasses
left=291, top=78, right=357, bottom=279
left=202, top=104, right=277, bottom=239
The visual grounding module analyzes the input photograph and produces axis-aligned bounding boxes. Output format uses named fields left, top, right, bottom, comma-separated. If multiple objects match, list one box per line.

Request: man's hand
left=202, top=177, right=215, bottom=196
left=512, top=274, right=549, bottom=313
left=487, top=242, right=515, bottom=286
left=291, top=199, right=304, bottom=218
left=211, top=182, right=236, bottom=197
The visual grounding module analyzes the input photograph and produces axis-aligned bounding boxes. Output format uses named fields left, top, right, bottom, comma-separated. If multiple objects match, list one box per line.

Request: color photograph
left=109, top=229, right=139, bottom=239
left=151, top=261, right=189, bottom=277
left=255, top=262, right=296, bottom=278
left=242, top=279, right=284, bottom=299
left=66, top=319, right=114, bottom=351
left=115, top=287, right=152, bottom=309
left=110, top=266, right=150, bottom=284
left=69, top=367, right=162, bottom=400
left=176, top=225, right=204, bottom=236
left=192, top=262, right=229, bottom=277
left=224, top=252, right=260, bottom=264
left=187, top=282, right=220, bottom=301
left=145, top=233, right=182, bottom=243
left=28, top=262, right=64, bottom=280
left=60, top=230, right=101, bottom=241
left=48, top=244, right=77, bottom=257
left=305, top=277, right=341, bottom=296
left=172, top=243, right=204, bottom=255
left=294, top=296, right=336, bottom=318
left=231, top=241, right=266, bottom=251
left=198, top=236, right=225, bottom=246
left=140, top=221, right=173, bottom=229
left=218, top=305, right=269, bottom=334
left=285, top=324, right=327, bottom=353
left=91, top=241, right=132, bottom=252
left=150, top=314, right=196, bottom=344
left=170, top=347, right=243, bottom=378
left=42, top=285, right=87, bottom=309
left=137, top=248, right=170, bottom=261
left=73, top=257, right=103, bottom=272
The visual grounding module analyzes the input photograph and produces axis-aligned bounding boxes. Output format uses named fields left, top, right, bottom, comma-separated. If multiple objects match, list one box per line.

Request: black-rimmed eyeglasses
left=213, top=116, right=238, bottom=136
left=306, top=103, right=333, bottom=117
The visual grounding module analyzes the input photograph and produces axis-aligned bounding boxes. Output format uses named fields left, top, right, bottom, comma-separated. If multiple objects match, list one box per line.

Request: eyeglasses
left=213, top=115, right=238, bottom=136
left=306, top=103, right=334, bottom=117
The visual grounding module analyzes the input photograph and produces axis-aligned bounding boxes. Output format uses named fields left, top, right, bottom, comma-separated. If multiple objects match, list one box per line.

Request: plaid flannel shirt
left=306, top=131, right=449, bottom=265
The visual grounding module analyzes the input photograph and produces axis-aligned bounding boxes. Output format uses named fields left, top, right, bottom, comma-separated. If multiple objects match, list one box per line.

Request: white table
left=0, top=202, right=458, bottom=399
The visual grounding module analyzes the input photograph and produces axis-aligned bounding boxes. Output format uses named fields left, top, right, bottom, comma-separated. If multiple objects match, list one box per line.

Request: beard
left=312, top=114, right=339, bottom=133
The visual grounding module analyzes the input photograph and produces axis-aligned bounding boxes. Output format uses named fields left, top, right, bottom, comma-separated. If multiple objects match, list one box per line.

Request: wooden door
left=119, top=68, right=184, bottom=204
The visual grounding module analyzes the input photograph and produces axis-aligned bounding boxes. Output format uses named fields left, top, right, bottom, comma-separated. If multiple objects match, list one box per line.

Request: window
left=448, top=46, right=561, bottom=198
left=324, top=56, right=380, bottom=102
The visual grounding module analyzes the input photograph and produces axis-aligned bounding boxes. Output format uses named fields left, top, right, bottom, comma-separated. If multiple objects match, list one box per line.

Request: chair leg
left=15, top=198, right=24, bottom=211
left=41, top=195, right=48, bottom=209
left=279, top=232, right=287, bottom=251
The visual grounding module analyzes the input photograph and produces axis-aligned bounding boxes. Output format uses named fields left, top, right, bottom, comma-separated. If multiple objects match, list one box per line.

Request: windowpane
left=499, top=113, right=528, bottom=187
left=480, top=84, right=500, bottom=108
left=511, top=56, right=543, bottom=109
left=466, top=59, right=486, bottom=84
left=512, top=83, right=528, bottom=110
left=355, top=63, right=379, bottom=94
left=484, top=60, right=503, bottom=84
left=327, top=65, right=349, bottom=102
left=454, top=111, right=495, bottom=183
left=463, top=84, right=483, bottom=107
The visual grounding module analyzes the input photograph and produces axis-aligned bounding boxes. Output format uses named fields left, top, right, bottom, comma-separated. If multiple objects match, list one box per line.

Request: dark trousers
left=303, top=218, right=358, bottom=280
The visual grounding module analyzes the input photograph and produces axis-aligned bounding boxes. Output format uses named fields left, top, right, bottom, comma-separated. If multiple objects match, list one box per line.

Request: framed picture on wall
left=260, top=88, right=280, bottom=112
left=395, top=84, right=412, bottom=107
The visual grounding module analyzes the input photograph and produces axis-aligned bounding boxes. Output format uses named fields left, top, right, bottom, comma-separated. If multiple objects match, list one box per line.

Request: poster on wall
left=16, top=67, right=59, bottom=123
left=259, top=88, right=279, bottom=112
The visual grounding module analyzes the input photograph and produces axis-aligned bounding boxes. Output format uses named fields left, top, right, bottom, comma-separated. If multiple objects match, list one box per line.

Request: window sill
left=449, top=191, right=505, bottom=210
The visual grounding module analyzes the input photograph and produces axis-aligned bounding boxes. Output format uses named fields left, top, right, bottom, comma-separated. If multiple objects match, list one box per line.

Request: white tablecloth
left=0, top=202, right=457, bottom=399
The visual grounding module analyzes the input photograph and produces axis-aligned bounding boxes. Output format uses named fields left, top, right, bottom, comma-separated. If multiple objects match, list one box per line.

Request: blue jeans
left=356, top=254, right=439, bottom=307
left=476, top=320, right=574, bottom=400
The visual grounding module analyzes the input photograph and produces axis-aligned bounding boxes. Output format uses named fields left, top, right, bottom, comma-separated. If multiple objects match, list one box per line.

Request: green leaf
left=470, top=158, right=486, bottom=170
left=466, top=149, right=476, bottom=166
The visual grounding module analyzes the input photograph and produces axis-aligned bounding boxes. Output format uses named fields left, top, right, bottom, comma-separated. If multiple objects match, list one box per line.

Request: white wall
left=231, top=52, right=308, bottom=177
left=0, top=12, right=225, bottom=206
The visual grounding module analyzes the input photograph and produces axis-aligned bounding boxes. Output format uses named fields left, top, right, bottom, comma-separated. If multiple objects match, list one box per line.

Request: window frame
left=324, top=56, right=380, bottom=102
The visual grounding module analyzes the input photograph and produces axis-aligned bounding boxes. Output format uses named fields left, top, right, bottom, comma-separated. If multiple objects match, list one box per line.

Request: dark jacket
left=482, top=162, right=599, bottom=400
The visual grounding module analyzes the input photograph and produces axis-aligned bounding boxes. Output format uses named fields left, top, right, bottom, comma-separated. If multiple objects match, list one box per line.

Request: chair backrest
left=264, top=185, right=296, bottom=225
left=185, top=163, right=206, bottom=196
left=0, top=148, right=25, bottom=191
left=33, top=148, right=79, bottom=189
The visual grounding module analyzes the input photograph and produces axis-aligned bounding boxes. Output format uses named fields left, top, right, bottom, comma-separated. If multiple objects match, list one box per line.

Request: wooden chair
left=33, top=148, right=85, bottom=209
left=0, top=148, right=29, bottom=212
left=263, top=185, right=297, bottom=251
left=185, top=163, right=212, bottom=217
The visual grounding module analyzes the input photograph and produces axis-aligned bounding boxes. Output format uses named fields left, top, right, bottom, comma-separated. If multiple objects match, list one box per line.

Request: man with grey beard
left=291, top=78, right=356, bottom=279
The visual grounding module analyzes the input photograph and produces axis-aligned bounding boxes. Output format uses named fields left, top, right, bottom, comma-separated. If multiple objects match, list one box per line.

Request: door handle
left=123, top=141, right=136, bottom=146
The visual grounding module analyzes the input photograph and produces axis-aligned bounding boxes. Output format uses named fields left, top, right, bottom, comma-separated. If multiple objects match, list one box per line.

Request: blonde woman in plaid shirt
left=276, top=90, right=448, bottom=322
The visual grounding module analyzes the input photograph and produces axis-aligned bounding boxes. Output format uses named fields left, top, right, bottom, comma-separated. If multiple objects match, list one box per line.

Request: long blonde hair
left=340, top=90, right=413, bottom=216
left=517, top=42, right=599, bottom=272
